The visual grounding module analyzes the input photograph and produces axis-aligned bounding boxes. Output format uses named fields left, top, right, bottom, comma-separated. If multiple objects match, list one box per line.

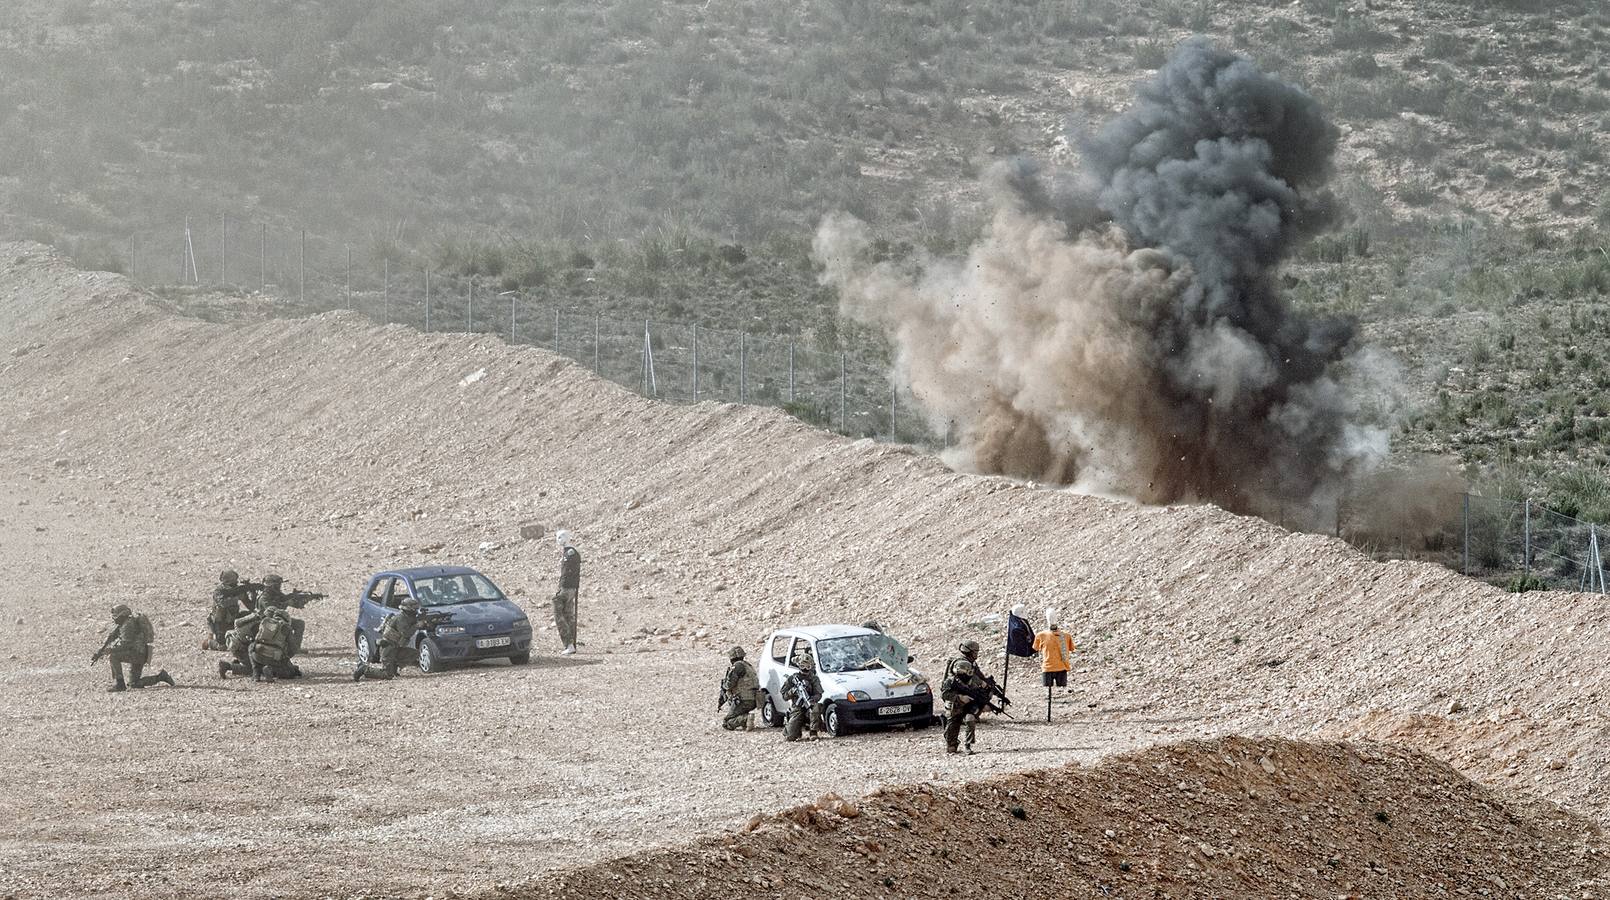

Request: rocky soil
left=515, top=736, right=1610, bottom=900
left=2, top=244, right=1609, bottom=898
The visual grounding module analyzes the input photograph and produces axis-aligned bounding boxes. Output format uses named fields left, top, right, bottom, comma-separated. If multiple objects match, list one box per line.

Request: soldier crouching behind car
left=354, top=597, right=420, bottom=682
left=782, top=647, right=825, bottom=742
left=719, top=646, right=759, bottom=730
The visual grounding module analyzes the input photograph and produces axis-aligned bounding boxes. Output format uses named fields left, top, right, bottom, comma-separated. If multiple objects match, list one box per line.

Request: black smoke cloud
left=816, top=39, right=1398, bottom=528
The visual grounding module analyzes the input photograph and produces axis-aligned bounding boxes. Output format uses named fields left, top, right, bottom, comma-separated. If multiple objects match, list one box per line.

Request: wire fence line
left=1459, top=494, right=1608, bottom=594
left=128, top=214, right=943, bottom=444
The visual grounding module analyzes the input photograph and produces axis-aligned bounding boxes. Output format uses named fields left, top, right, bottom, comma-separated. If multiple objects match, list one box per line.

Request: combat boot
left=107, top=681, right=126, bottom=693
left=158, top=670, right=175, bottom=687
left=218, top=660, right=230, bottom=679
left=352, top=659, right=366, bottom=682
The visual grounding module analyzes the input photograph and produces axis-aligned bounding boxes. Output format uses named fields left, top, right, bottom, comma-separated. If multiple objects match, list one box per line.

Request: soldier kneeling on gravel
left=719, top=646, right=760, bottom=731
left=219, top=609, right=259, bottom=678
left=354, top=597, right=420, bottom=682
left=782, top=647, right=826, bottom=742
left=93, top=603, right=175, bottom=692
left=249, top=606, right=298, bottom=683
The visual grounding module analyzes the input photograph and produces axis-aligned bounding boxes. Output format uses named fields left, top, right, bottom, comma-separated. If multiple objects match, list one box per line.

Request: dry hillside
left=2, top=245, right=1609, bottom=898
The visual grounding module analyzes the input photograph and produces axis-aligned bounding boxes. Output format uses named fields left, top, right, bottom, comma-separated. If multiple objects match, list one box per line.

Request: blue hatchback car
left=353, top=566, right=533, bottom=673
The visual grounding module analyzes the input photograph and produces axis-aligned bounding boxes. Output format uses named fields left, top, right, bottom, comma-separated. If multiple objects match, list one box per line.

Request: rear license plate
left=879, top=704, right=913, bottom=716
left=475, top=636, right=511, bottom=649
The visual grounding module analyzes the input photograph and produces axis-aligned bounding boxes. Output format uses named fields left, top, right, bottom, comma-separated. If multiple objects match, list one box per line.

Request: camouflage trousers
left=784, top=702, right=824, bottom=741
left=721, top=697, right=757, bottom=731
left=356, top=639, right=411, bottom=681
left=943, top=699, right=978, bottom=752
left=108, top=649, right=166, bottom=688
left=552, top=588, right=578, bottom=647
left=207, top=604, right=238, bottom=649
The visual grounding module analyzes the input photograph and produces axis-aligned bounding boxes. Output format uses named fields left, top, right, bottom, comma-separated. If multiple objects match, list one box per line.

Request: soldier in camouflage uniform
left=353, top=597, right=421, bottom=681
left=206, top=570, right=255, bottom=651
left=249, top=606, right=296, bottom=683
left=94, top=604, right=175, bottom=692
left=255, top=573, right=309, bottom=657
left=782, top=646, right=825, bottom=742
left=942, top=640, right=987, bottom=754
left=719, top=646, right=760, bottom=731
left=218, top=608, right=259, bottom=678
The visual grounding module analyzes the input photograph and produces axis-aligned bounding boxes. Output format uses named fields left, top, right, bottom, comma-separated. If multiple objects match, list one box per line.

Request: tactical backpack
left=940, top=659, right=958, bottom=702
left=134, top=613, right=156, bottom=648
left=734, top=662, right=760, bottom=704
left=255, top=614, right=290, bottom=660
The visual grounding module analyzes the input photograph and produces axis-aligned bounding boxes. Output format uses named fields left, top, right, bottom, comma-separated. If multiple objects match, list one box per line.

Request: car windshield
left=814, top=633, right=911, bottom=675
left=411, top=573, right=507, bottom=607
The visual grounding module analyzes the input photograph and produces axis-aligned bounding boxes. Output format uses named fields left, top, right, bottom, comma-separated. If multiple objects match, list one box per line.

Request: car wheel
left=355, top=631, right=375, bottom=663
left=417, top=637, right=443, bottom=674
left=509, top=652, right=531, bottom=666
left=824, top=704, right=849, bottom=737
left=760, top=691, right=783, bottom=728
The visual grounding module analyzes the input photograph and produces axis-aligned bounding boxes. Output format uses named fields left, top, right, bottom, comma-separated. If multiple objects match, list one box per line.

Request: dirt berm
left=2, top=243, right=1609, bottom=898
left=514, top=736, right=1608, bottom=899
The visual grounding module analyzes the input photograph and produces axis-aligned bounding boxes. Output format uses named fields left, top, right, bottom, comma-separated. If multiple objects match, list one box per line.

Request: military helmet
left=727, top=645, right=746, bottom=661
left=958, top=639, right=980, bottom=658
left=220, top=569, right=239, bottom=585
left=110, top=603, right=132, bottom=619
left=400, top=597, right=421, bottom=611
left=263, top=573, right=284, bottom=586
left=860, top=620, right=883, bottom=633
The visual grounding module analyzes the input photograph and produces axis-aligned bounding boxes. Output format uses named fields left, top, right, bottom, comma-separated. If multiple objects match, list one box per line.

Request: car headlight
left=435, top=625, right=466, bottom=635
left=512, top=618, right=529, bottom=628
left=846, top=690, right=870, bottom=702
left=914, top=683, right=930, bottom=695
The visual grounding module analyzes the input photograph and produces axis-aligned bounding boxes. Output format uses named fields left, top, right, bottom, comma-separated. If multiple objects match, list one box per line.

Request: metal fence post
left=468, top=278, right=474, bottom=332
left=890, top=379, right=897, bottom=438
left=740, top=332, right=747, bottom=404
left=593, top=314, right=600, bottom=373
left=554, top=307, right=560, bottom=353
left=1462, top=492, right=1470, bottom=576
left=840, top=351, right=847, bottom=432
left=382, top=257, right=389, bottom=322
left=425, top=268, right=431, bottom=332
left=788, top=341, right=796, bottom=403
left=692, top=324, right=699, bottom=400
left=298, top=228, right=306, bottom=305
left=219, top=212, right=226, bottom=285
left=510, top=294, right=518, bottom=343
left=260, top=223, right=266, bottom=291
left=1523, top=498, right=1531, bottom=575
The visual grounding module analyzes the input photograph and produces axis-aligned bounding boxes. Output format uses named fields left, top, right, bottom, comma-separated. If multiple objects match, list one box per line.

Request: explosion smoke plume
left=816, top=39, right=1396, bottom=529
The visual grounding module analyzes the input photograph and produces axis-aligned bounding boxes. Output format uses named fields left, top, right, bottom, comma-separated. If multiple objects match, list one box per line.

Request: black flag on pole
left=1006, top=611, right=1036, bottom=658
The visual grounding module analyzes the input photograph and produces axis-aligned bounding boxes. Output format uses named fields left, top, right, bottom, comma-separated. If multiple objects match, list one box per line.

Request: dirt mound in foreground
left=509, top=736, right=1606, bottom=900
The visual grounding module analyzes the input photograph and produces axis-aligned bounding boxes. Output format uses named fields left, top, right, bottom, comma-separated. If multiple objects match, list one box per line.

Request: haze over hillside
left=3, top=0, right=1610, bottom=546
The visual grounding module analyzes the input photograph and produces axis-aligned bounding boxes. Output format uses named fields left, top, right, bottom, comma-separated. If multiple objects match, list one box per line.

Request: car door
left=762, top=632, right=796, bottom=701
left=357, top=576, right=395, bottom=648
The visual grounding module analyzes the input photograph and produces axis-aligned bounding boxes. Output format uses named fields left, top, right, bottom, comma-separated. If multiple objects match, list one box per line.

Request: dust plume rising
left=816, top=39, right=1398, bottom=530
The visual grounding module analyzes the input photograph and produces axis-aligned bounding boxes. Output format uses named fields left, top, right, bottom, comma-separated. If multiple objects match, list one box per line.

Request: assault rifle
left=90, top=630, right=119, bottom=665
left=717, top=686, right=729, bottom=712
left=281, top=589, right=326, bottom=608
left=416, top=610, right=454, bottom=631
left=958, top=675, right=1013, bottom=718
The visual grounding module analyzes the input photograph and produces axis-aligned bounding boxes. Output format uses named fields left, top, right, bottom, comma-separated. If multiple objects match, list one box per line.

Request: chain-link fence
left=128, top=215, right=941, bottom=444
left=1460, top=494, right=1608, bottom=593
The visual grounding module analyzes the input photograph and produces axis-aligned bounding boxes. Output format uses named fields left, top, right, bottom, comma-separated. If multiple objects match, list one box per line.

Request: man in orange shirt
left=1031, top=607, right=1076, bottom=691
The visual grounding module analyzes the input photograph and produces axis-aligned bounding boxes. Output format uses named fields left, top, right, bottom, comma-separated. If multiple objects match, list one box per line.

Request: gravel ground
left=3, top=244, right=1609, bottom=898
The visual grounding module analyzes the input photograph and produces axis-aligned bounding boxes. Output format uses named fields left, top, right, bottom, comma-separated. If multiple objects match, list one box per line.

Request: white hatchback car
left=755, top=624, right=935, bottom=736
